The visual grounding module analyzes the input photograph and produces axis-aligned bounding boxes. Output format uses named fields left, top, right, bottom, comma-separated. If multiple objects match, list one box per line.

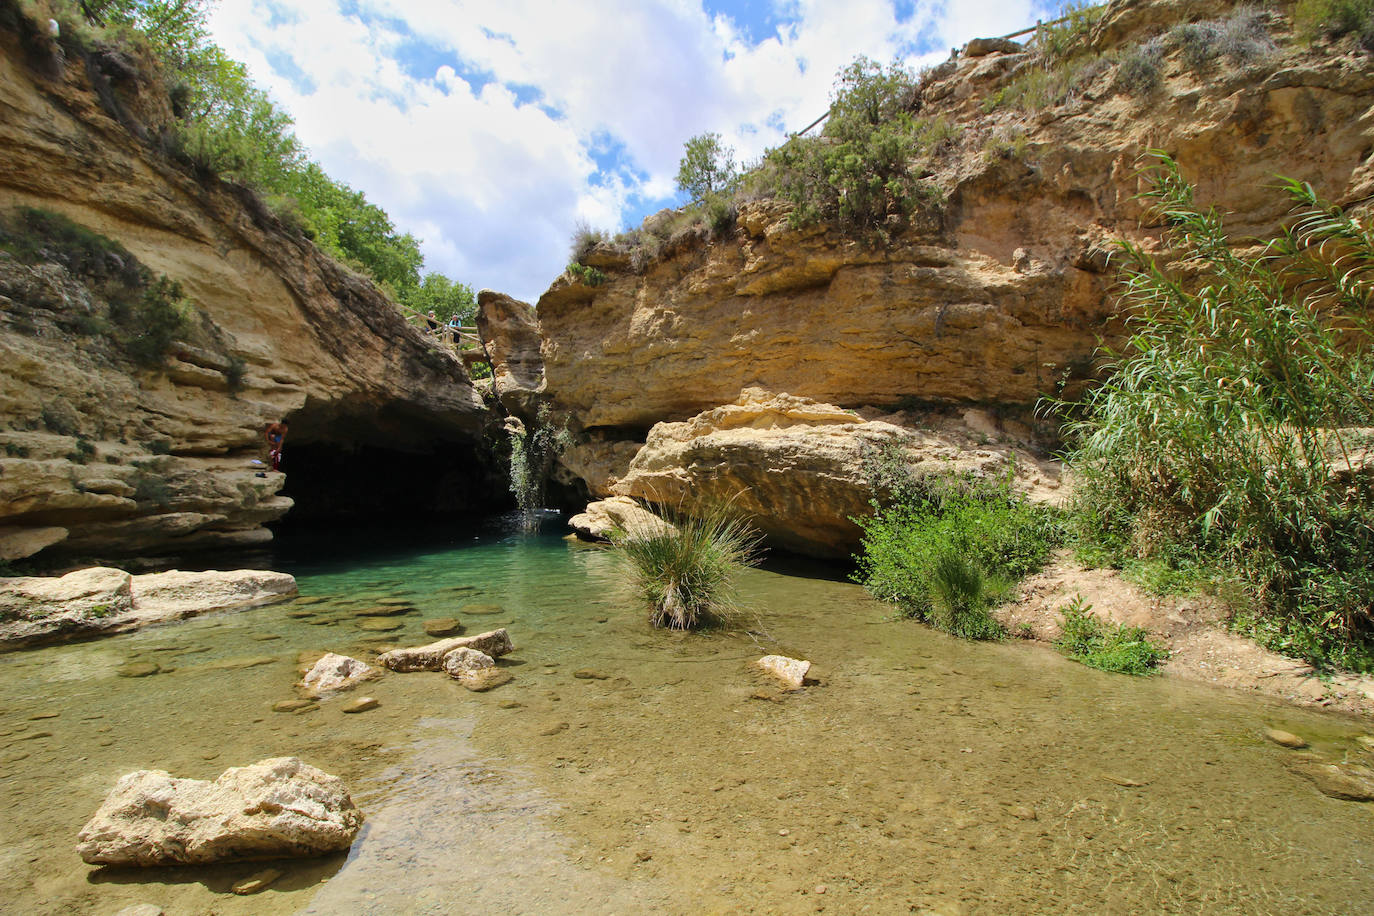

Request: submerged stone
left=1265, top=728, right=1309, bottom=749
left=116, top=661, right=159, bottom=678
left=424, top=617, right=463, bottom=637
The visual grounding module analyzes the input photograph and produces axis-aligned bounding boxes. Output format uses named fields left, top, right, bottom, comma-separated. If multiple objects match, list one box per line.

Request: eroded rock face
left=533, top=2, right=1374, bottom=437
left=608, top=389, right=1060, bottom=558
left=76, top=756, right=362, bottom=865
left=0, top=18, right=493, bottom=560
left=475, top=289, right=543, bottom=419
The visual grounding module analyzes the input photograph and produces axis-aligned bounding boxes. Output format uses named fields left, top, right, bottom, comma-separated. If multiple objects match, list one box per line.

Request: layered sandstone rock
left=0, top=566, right=297, bottom=646
left=607, top=390, right=1060, bottom=558
left=568, top=495, right=677, bottom=542
left=535, top=1, right=1374, bottom=435
left=76, top=757, right=362, bottom=865
left=0, top=15, right=492, bottom=560
left=475, top=289, right=544, bottom=419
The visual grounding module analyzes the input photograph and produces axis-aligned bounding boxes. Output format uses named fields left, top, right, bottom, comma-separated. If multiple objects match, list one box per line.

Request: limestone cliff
left=517, top=0, right=1374, bottom=556
left=0, top=10, right=497, bottom=561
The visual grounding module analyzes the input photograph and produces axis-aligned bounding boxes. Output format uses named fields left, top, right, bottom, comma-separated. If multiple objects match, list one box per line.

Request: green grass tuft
left=1054, top=596, right=1168, bottom=675
left=613, top=503, right=762, bottom=630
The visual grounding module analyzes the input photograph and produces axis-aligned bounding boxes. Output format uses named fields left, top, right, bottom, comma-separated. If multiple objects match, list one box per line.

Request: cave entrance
left=269, top=400, right=509, bottom=530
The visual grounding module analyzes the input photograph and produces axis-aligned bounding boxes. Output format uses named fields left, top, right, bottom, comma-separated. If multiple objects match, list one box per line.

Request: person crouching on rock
left=264, top=420, right=288, bottom=472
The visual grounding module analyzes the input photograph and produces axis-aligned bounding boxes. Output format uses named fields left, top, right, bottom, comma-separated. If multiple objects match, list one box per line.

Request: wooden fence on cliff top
left=786, top=11, right=1076, bottom=142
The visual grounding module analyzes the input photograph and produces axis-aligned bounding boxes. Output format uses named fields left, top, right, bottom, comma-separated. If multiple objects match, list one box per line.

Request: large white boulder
left=76, top=757, right=362, bottom=865
left=568, top=496, right=676, bottom=542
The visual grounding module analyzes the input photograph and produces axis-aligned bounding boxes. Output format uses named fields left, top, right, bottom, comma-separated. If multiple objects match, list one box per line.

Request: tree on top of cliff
left=676, top=133, right=738, bottom=205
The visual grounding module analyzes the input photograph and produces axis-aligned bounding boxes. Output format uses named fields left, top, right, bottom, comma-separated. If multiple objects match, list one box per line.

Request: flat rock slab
left=376, top=629, right=514, bottom=672
left=0, top=567, right=297, bottom=648
left=459, top=603, right=505, bottom=616
left=76, top=756, right=363, bottom=865
left=232, top=867, right=283, bottom=895
left=354, top=606, right=415, bottom=618
left=1290, top=760, right=1374, bottom=801
left=423, top=617, right=463, bottom=637
left=356, top=619, right=403, bottom=632
left=342, top=696, right=379, bottom=714
left=1265, top=728, right=1309, bottom=749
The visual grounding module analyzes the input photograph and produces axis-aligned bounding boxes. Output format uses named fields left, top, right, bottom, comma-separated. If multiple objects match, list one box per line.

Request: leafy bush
left=122, top=275, right=190, bottom=365
left=613, top=503, right=762, bottom=630
left=66, top=437, right=96, bottom=464
left=760, top=56, right=941, bottom=240
left=853, top=456, right=1058, bottom=638
left=566, top=262, right=607, bottom=286
left=1059, top=155, right=1374, bottom=671
left=1295, top=0, right=1374, bottom=50
left=1054, top=596, right=1168, bottom=674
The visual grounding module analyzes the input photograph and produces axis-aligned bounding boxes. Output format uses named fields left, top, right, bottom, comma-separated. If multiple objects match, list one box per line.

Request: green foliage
left=676, top=132, right=738, bottom=205
left=1054, top=596, right=1168, bottom=674
left=1032, top=2, right=1106, bottom=65
left=400, top=272, right=476, bottom=325
left=566, top=262, right=607, bottom=286
left=981, top=53, right=1110, bottom=113
left=3, top=443, right=31, bottom=458
left=760, top=56, right=942, bottom=240
left=1295, top=0, right=1374, bottom=49
left=612, top=503, right=762, bottom=630
left=63, top=1, right=470, bottom=311
left=223, top=354, right=246, bottom=393
left=1058, top=154, right=1374, bottom=672
left=853, top=452, right=1058, bottom=638
left=122, top=275, right=190, bottom=365
left=131, top=472, right=171, bottom=507
left=927, top=550, right=1006, bottom=640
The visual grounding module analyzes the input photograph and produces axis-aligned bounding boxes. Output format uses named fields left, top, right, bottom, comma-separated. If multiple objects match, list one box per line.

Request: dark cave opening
left=268, top=401, right=511, bottom=530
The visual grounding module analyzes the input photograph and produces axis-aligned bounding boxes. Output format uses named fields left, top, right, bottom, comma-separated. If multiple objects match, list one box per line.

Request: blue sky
left=209, top=1, right=1059, bottom=302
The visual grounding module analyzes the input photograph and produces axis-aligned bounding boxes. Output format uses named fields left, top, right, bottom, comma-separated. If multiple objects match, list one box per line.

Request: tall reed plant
left=1060, top=154, right=1374, bottom=670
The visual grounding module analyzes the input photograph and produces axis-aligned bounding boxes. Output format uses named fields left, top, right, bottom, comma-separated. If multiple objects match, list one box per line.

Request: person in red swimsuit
left=264, top=420, right=288, bottom=471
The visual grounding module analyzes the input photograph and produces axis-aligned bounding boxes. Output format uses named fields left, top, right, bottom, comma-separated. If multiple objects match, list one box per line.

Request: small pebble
left=231, top=867, right=283, bottom=895
left=27, top=712, right=59, bottom=720
left=1265, top=728, right=1309, bottom=749
left=814, top=885, right=827, bottom=895
left=343, top=697, right=380, bottom=714
left=272, top=699, right=315, bottom=713
left=573, top=669, right=610, bottom=680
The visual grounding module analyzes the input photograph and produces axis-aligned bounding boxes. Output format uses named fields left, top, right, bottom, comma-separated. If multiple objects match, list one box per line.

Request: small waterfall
left=503, top=409, right=571, bottom=532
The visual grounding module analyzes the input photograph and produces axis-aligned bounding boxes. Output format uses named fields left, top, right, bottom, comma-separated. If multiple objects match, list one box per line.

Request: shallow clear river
left=1, top=514, right=1371, bottom=915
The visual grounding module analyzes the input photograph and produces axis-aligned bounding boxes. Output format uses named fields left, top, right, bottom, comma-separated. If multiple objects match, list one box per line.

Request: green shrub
left=676, top=132, right=738, bottom=205
left=762, top=56, right=937, bottom=240
left=223, top=355, right=246, bottom=393
left=569, top=221, right=609, bottom=264
left=122, top=275, right=190, bottom=365
left=131, top=473, right=171, bottom=508
left=1295, top=0, right=1374, bottom=49
left=566, top=262, right=607, bottom=286
left=1054, top=596, right=1168, bottom=674
left=613, top=503, right=762, bottom=630
left=853, top=456, right=1058, bottom=636
left=1057, top=155, right=1374, bottom=672
left=982, top=53, right=1109, bottom=113
left=927, top=549, right=1007, bottom=640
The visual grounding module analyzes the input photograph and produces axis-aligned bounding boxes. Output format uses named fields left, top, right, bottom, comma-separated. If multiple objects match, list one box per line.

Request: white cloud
left=208, top=0, right=1048, bottom=302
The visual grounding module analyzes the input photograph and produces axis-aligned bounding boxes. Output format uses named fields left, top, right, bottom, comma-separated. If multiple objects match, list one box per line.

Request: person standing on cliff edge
left=264, top=420, right=288, bottom=472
